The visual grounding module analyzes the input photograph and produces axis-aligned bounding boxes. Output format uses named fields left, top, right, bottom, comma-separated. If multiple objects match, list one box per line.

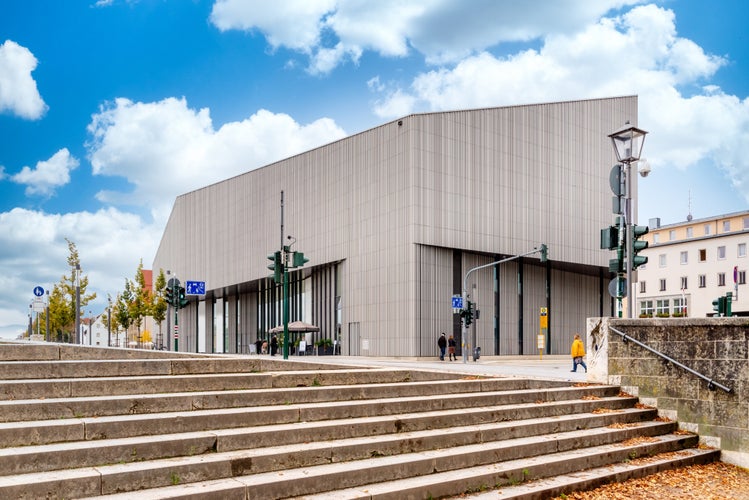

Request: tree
left=41, top=239, right=96, bottom=342
left=151, top=269, right=168, bottom=348
left=129, top=260, right=151, bottom=345
left=114, top=279, right=134, bottom=345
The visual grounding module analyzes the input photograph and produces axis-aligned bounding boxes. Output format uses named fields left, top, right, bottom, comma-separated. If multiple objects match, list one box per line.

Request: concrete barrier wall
left=586, top=317, right=749, bottom=468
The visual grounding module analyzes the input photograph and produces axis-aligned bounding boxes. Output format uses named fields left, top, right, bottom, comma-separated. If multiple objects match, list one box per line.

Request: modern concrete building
left=636, top=211, right=749, bottom=318
left=153, top=96, right=639, bottom=357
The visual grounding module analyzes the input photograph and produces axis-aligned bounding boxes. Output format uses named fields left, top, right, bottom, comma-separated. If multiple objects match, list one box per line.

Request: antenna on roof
left=686, top=190, right=693, bottom=222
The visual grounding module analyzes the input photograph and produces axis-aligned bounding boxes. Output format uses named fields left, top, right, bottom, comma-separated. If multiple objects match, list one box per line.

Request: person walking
left=437, top=333, right=447, bottom=361
left=570, top=333, right=587, bottom=373
left=448, top=335, right=457, bottom=361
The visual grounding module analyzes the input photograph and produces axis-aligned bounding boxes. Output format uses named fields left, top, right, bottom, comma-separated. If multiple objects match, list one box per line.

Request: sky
left=1, top=0, right=748, bottom=339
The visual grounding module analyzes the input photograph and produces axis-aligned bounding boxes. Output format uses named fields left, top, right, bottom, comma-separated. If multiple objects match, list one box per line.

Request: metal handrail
left=610, top=326, right=733, bottom=393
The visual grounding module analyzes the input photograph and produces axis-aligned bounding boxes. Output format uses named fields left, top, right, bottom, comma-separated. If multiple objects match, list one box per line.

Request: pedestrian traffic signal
left=539, top=244, right=548, bottom=263
left=267, top=251, right=283, bottom=284
left=178, top=286, right=188, bottom=309
left=631, top=224, right=649, bottom=269
left=291, top=251, right=309, bottom=268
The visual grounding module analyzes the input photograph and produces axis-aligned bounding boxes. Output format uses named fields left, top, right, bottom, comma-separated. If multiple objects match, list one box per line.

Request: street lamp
left=107, top=297, right=112, bottom=347
left=608, top=123, right=647, bottom=318
left=74, top=264, right=81, bottom=344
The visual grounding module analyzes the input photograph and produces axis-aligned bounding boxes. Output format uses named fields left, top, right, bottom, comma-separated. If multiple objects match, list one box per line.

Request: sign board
left=451, top=295, right=463, bottom=309
left=539, top=307, right=548, bottom=328
left=186, top=281, right=205, bottom=295
left=33, top=286, right=44, bottom=297
left=32, top=298, right=45, bottom=313
left=608, top=276, right=627, bottom=298
left=537, top=334, right=545, bottom=349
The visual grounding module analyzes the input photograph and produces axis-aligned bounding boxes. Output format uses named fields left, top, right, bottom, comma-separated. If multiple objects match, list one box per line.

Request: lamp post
left=74, top=264, right=81, bottom=344
left=608, top=123, right=647, bottom=318
left=107, top=297, right=112, bottom=347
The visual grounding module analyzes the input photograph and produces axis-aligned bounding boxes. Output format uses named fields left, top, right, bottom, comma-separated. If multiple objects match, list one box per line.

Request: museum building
left=152, top=96, right=638, bottom=356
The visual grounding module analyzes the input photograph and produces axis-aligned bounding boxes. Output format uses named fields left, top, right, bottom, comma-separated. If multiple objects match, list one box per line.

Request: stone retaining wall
left=586, top=317, right=748, bottom=468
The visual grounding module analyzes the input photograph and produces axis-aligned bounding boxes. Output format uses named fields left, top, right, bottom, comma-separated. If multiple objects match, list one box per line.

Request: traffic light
left=725, top=292, right=733, bottom=317
left=712, top=296, right=725, bottom=316
left=600, top=225, right=619, bottom=250
left=165, top=286, right=174, bottom=306
left=539, top=244, right=548, bottom=263
left=178, top=286, right=188, bottom=309
left=462, top=300, right=474, bottom=327
left=631, top=224, right=649, bottom=269
left=291, top=251, right=309, bottom=268
left=267, top=251, right=283, bottom=284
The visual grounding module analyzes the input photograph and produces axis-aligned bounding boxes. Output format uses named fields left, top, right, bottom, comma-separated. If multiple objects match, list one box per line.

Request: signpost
left=185, top=281, right=205, bottom=295
left=539, top=307, right=548, bottom=359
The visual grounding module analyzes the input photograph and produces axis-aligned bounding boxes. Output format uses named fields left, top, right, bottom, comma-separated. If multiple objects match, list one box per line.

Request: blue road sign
left=185, top=281, right=205, bottom=295
left=451, top=295, right=463, bottom=309
left=33, top=286, right=44, bottom=297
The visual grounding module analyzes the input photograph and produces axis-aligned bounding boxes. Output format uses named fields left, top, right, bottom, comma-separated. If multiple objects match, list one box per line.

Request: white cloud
left=86, top=96, right=347, bottom=225
left=208, top=0, right=640, bottom=73
left=0, top=206, right=160, bottom=339
left=210, top=0, right=337, bottom=51
left=11, top=148, right=79, bottom=196
left=0, top=40, right=48, bottom=120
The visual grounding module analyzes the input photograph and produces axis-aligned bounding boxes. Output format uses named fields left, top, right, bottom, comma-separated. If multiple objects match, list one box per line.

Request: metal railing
left=610, top=326, right=732, bottom=393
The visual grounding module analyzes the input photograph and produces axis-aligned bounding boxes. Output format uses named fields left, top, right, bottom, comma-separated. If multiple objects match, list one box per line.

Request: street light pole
left=107, top=297, right=111, bottom=347
left=460, top=245, right=547, bottom=363
left=74, top=264, right=81, bottom=344
left=609, top=123, right=647, bottom=318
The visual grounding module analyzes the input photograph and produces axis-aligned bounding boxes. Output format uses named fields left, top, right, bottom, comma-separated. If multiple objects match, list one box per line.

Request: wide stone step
left=0, top=357, right=384, bottom=380
left=0, top=403, right=655, bottom=476
left=0, top=368, right=458, bottom=400
left=75, top=431, right=700, bottom=500
left=296, top=445, right=719, bottom=500
left=0, top=380, right=615, bottom=423
left=0, top=391, right=638, bottom=447
left=0, top=420, right=683, bottom=498
left=489, top=447, right=720, bottom=499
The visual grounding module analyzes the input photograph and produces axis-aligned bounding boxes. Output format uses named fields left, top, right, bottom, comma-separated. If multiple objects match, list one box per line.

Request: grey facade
left=153, top=96, right=637, bottom=356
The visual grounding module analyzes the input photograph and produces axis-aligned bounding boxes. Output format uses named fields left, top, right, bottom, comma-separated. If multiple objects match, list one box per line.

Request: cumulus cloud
left=0, top=40, right=48, bottom=119
left=0, top=206, right=161, bottom=338
left=86, top=97, right=347, bottom=224
left=11, top=149, right=79, bottom=196
left=209, top=0, right=640, bottom=73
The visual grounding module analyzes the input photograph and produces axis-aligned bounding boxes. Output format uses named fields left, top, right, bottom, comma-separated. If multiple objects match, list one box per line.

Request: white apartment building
left=636, top=211, right=749, bottom=317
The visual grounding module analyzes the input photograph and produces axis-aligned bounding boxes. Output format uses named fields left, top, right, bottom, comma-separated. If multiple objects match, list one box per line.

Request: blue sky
left=1, top=0, right=748, bottom=338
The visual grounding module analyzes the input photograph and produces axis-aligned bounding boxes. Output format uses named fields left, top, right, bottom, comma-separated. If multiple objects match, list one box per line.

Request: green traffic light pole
left=460, top=245, right=548, bottom=363
left=283, top=265, right=290, bottom=359
left=173, top=281, right=179, bottom=352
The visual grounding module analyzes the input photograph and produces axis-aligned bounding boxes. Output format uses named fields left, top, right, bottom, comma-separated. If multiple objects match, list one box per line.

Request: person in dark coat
left=448, top=335, right=457, bottom=361
left=437, top=333, right=447, bottom=361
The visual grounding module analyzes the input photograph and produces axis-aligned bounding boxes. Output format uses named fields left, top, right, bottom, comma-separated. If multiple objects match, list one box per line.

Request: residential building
left=153, top=96, right=638, bottom=356
left=636, top=211, right=749, bottom=317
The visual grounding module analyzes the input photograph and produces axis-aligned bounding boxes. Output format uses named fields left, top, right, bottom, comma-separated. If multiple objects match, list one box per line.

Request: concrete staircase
left=0, top=342, right=718, bottom=499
